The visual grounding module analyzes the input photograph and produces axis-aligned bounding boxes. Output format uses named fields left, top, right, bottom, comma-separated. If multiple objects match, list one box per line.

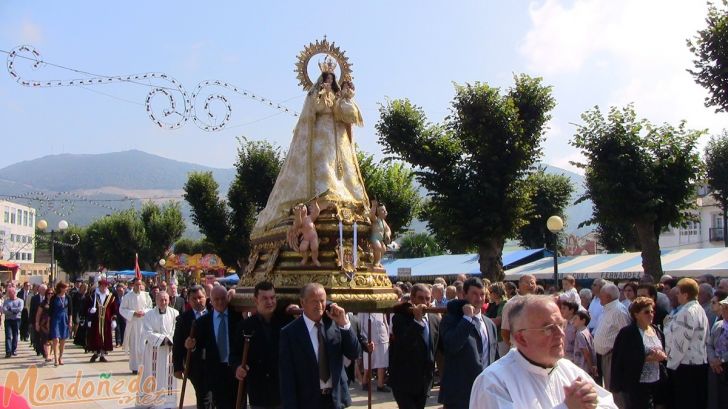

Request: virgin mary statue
left=252, top=55, right=367, bottom=235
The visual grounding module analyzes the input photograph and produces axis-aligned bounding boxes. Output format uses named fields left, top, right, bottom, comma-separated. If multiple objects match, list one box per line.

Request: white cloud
left=522, top=0, right=728, bottom=145
left=20, top=19, right=43, bottom=44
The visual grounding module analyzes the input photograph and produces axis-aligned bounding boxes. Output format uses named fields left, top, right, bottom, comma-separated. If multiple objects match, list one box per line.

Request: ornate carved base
left=233, top=204, right=399, bottom=312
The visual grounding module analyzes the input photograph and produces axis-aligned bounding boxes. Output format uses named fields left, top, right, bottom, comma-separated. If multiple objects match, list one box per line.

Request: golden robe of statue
left=252, top=71, right=367, bottom=235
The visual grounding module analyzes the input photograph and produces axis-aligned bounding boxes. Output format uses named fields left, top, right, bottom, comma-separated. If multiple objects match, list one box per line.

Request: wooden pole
left=367, top=318, right=372, bottom=409
left=284, top=306, right=447, bottom=316
left=178, top=321, right=196, bottom=409
left=235, top=334, right=252, bottom=409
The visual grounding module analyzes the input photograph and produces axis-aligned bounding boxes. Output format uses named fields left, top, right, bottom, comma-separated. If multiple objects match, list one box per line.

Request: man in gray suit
left=168, top=282, right=185, bottom=312
left=439, top=277, right=499, bottom=409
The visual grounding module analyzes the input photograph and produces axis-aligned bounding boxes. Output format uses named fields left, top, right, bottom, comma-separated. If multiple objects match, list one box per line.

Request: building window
left=3, top=208, right=8, bottom=223
left=680, top=221, right=701, bottom=236
left=16, top=210, right=21, bottom=225
left=10, top=211, right=15, bottom=224
left=23, top=210, right=28, bottom=226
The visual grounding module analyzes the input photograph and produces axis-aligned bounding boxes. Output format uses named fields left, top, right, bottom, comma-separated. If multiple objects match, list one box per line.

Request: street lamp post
left=37, top=219, right=69, bottom=284
left=547, top=215, right=564, bottom=291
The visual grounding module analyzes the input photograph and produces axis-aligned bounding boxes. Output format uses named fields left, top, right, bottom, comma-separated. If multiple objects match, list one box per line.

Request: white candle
left=353, top=222, right=358, bottom=268
left=338, top=220, right=344, bottom=266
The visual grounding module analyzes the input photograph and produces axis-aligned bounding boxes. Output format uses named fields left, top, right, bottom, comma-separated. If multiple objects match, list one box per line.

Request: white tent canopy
left=505, top=248, right=728, bottom=281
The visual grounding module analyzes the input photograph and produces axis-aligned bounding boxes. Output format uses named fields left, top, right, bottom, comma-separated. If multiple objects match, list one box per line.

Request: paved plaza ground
left=0, top=330, right=440, bottom=408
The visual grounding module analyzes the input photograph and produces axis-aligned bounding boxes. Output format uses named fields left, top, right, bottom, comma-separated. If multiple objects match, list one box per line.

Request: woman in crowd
left=611, top=296, right=667, bottom=409
left=49, top=282, right=71, bottom=366
left=622, top=282, right=638, bottom=308
left=559, top=299, right=580, bottom=361
left=487, top=283, right=508, bottom=357
left=35, top=287, right=54, bottom=364
left=707, top=295, right=728, bottom=408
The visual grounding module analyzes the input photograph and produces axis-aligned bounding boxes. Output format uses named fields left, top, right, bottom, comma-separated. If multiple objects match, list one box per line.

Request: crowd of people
left=1, top=272, right=727, bottom=409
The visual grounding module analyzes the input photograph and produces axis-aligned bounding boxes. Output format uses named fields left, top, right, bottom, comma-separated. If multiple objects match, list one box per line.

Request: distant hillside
left=0, top=150, right=235, bottom=191
left=0, top=150, right=236, bottom=239
left=0, top=151, right=594, bottom=241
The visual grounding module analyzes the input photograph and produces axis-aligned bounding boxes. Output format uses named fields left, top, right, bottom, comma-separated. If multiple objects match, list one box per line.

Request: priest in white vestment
left=138, top=292, right=179, bottom=409
left=470, top=295, right=617, bottom=409
left=120, top=278, right=153, bottom=374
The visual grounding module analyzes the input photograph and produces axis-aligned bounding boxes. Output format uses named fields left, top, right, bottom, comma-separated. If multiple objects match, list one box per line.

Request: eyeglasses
left=517, top=321, right=567, bottom=337
left=640, top=309, right=655, bottom=315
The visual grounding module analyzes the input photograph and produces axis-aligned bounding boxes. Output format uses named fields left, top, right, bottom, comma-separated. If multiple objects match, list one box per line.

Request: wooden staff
left=367, top=318, right=372, bottom=409
left=178, top=321, right=196, bottom=409
left=235, top=334, right=252, bottom=409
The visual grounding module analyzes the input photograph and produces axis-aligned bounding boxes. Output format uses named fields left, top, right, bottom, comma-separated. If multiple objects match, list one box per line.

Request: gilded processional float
left=234, top=38, right=398, bottom=311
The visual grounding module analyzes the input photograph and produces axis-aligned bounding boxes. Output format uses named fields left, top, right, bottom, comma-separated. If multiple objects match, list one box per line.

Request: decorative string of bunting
left=2, top=191, right=134, bottom=216
left=4, top=45, right=299, bottom=132
left=34, top=232, right=81, bottom=249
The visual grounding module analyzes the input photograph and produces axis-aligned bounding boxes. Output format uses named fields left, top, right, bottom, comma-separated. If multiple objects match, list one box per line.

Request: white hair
left=579, top=288, right=592, bottom=301
left=601, top=283, right=620, bottom=301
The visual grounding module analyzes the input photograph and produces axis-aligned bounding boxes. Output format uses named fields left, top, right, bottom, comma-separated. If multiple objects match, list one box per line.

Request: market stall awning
left=0, top=261, right=19, bottom=271
left=383, top=249, right=547, bottom=278
left=111, top=269, right=157, bottom=278
left=217, top=274, right=240, bottom=285
left=504, top=248, right=728, bottom=281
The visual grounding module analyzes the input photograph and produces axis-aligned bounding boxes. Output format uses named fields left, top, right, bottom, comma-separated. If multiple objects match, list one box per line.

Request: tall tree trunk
left=635, top=220, right=663, bottom=281
left=478, top=238, right=504, bottom=282
left=723, top=207, right=727, bottom=248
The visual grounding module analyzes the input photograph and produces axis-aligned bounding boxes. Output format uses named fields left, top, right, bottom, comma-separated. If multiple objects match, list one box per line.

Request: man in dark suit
left=279, top=282, right=360, bottom=409
left=439, top=277, right=499, bottom=409
left=29, top=285, right=46, bottom=356
left=17, top=282, right=31, bottom=341
left=389, top=283, right=441, bottom=409
left=173, top=285, right=210, bottom=409
left=185, top=285, right=241, bottom=409
left=231, top=281, right=295, bottom=409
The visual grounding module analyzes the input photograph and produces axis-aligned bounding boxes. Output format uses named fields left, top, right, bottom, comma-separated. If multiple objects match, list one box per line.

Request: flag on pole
left=134, top=253, right=142, bottom=281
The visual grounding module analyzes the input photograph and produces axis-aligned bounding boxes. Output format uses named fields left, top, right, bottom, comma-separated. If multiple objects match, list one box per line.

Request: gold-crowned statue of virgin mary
left=235, top=38, right=398, bottom=310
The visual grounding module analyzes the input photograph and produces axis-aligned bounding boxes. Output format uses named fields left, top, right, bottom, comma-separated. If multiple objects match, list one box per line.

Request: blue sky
left=0, top=0, right=724, bottom=172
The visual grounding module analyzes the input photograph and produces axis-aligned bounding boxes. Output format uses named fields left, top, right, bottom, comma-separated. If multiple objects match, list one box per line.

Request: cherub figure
left=370, top=200, right=391, bottom=268
left=287, top=200, right=322, bottom=266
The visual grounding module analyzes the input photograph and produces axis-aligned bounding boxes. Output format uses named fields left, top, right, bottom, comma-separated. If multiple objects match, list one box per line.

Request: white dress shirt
left=302, top=314, right=351, bottom=389
left=593, top=299, right=631, bottom=355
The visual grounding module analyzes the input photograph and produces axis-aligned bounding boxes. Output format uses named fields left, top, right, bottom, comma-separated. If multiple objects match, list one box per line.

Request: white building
left=0, top=200, right=37, bottom=262
left=659, top=187, right=726, bottom=250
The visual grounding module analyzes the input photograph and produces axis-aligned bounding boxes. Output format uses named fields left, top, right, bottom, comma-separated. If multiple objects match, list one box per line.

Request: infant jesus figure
left=288, top=199, right=323, bottom=266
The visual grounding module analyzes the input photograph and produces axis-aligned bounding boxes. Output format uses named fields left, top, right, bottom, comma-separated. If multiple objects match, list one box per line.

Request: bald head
left=210, top=285, right=229, bottom=313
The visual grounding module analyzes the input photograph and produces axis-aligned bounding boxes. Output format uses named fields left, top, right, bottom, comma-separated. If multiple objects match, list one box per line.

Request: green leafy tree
left=688, top=1, right=728, bottom=112
left=705, top=131, right=728, bottom=246
left=54, top=226, right=87, bottom=278
left=173, top=238, right=216, bottom=254
left=357, top=151, right=422, bottom=237
left=397, top=233, right=443, bottom=258
left=376, top=75, right=556, bottom=281
left=139, top=201, right=185, bottom=265
left=183, top=139, right=283, bottom=271
left=82, top=209, right=148, bottom=270
left=518, top=169, right=574, bottom=249
left=75, top=202, right=185, bottom=271
left=571, top=105, right=704, bottom=280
